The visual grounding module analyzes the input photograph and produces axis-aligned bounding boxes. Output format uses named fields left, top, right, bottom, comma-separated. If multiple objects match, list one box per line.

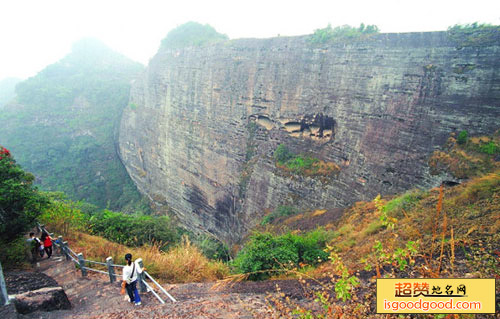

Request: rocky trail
left=13, top=250, right=292, bottom=319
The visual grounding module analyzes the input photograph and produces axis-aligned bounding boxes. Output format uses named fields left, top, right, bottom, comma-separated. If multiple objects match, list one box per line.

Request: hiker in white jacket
left=120, top=253, right=145, bottom=306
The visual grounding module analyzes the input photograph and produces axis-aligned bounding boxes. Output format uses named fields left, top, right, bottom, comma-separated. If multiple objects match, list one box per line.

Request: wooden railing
left=37, top=224, right=176, bottom=304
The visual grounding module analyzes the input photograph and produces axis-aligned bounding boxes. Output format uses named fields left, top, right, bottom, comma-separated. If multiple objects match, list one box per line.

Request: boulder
left=11, top=286, right=71, bottom=314
left=5, top=271, right=58, bottom=294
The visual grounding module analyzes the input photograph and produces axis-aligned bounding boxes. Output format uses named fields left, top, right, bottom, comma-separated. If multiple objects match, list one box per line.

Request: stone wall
left=118, top=32, right=500, bottom=243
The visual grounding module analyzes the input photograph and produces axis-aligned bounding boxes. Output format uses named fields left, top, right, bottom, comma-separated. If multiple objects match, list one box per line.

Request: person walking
left=120, top=253, right=145, bottom=306
left=41, top=232, right=53, bottom=258
left=27, top=232, right=38, bottom=263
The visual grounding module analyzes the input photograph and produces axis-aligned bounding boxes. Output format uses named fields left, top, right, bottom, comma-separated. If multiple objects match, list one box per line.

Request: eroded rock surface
left=118, top=32, right=500, bottom=243
left=6, top=272, right=71, bottom=315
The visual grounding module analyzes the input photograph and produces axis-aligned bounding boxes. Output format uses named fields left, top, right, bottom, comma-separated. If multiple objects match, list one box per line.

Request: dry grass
left=317, top=169, right=500, bottom=274
left=429, top=132, right=500, bottom=179
left=49, top=230, right=229, bottom=284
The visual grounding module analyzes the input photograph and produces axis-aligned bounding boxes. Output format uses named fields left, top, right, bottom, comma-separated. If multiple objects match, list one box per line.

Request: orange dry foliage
left=57, top=231, right=229, bottom=284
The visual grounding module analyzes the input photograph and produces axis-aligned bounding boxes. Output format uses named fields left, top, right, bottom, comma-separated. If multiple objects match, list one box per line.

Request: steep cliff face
left=118, top=32, right=500, bottom=243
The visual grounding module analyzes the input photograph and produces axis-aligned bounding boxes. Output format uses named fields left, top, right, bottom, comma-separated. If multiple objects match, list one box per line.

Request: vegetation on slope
left=37, top=196, right=229, bottom=283
left=52, top=230, right=228, bottom=284
left=274, top=144, right=340, bottom=177
left=447, top=23, right=500, bottom=49
left=0, top=38, right=147, bottom=212
left=309, top=23, right=379, bottom=44
left=0, top=146, right=48, bottom=268
left=233, top=132, right=499, bottom=317
left=232, top=230, right=330, bottom=280
left=0, top=145, right=227, bottom=282
left=0, top=77, right=21, bottom=107
left=429, top=129, right=500, bottom=179
left=160, top=21, right=228, bottom=49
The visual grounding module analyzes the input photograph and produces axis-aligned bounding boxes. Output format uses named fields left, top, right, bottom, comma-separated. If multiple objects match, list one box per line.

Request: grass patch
left=274, top=144, right=340, bottom=177
left=383, top=190, right=424, bottom=219
left=261, top=205, right=299, bottom=225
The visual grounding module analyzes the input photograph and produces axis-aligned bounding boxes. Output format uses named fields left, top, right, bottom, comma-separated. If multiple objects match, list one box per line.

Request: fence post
left=57, top=236, right=64, bottom=254
left=77, top=253, right=87, bottom=277
left=136, top=258, right=146, bottom=293
left=0, top=262, right=9, bottom=305
left=62, top=241, right=70, bottom=261
left=106, top=257, right=115, bottom=283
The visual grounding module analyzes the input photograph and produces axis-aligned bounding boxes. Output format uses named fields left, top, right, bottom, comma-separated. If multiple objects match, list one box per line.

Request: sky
left=0, top=0, right=499, bottom=80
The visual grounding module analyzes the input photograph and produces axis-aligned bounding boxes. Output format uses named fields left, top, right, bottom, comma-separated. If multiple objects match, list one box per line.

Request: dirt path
left=18, top=251, right=276, bottom=319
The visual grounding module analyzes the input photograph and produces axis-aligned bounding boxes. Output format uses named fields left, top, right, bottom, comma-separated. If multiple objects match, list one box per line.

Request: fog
left=1, top=0, right=498, bottom=79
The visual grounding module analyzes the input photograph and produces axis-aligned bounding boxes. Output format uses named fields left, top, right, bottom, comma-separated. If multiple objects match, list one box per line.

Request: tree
left=0, top=146, right=48, bottom=242
left=457, top=130, right=468, bottom=145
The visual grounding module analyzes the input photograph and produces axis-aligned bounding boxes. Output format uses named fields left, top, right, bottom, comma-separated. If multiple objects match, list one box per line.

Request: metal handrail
left=84, top=260, right=108, bottom=266
left=69, top=254, right=79, bottom=264
left=144, top=271, right=177, bottom=302
left=66, top=246, right=79, bottom=258
left=38, top=223, right=176, bottom=304
left=142, top=280, right=165, bottom=304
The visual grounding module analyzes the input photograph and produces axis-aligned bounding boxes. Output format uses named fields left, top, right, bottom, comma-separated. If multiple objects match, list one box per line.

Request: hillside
left=0, top=39, right=148, bottom=212
left=6, top=132, right=498, bottom=318
left=0, top=77, right=21, bottom=108
left=249, top=132, right=500, bottom=317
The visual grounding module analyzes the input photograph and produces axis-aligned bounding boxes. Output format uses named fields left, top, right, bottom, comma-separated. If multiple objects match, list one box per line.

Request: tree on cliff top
left=160, top=21, right=228, bottom=49
left=447, top=23, right=500, bottom=49
left=309, top=23, right=379, bottom=44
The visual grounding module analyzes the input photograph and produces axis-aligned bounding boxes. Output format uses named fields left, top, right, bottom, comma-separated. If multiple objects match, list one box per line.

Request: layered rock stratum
left=118, top=32, right=500, bottom=242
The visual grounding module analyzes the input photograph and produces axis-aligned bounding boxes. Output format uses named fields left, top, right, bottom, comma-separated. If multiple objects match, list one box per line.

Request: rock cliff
left=118, top=32, right=500, bottom=243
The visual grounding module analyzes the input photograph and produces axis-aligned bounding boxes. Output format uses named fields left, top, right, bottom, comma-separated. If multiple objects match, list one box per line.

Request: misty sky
left=1, top=0, right=499, bottom=79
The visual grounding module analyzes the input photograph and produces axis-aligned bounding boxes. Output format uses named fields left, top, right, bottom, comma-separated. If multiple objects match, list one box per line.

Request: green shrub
left=193, top=235, right=230, bottom=261
left=479, top=141, right=499, bottom=155
left=457, top=130, right=468, bottom=145
left=293, top=230, right=329, bottom=265
left=87, top=210, right=181, bottom=248
left=233, top=232, right=297, bottom=280
left=273, top=144, right=338, bottom=176
left=0, top=237, right=30, bottom=269
left=39, top=194, right=88, bottom=235
left=274, top=144, right=293, bottom=164
left=233, top=230, right=329, bottom=280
